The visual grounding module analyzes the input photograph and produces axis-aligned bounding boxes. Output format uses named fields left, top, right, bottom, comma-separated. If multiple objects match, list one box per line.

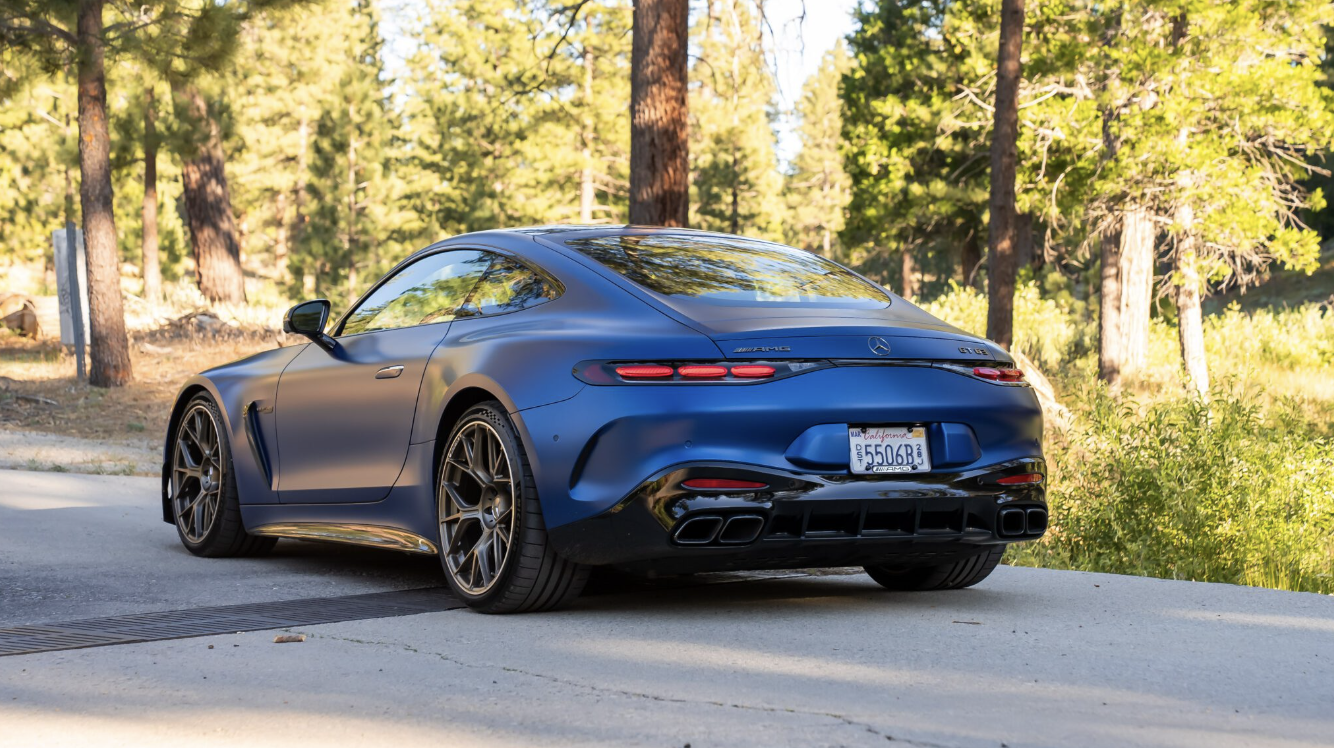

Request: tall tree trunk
left=1119, top=206, right=1154, bottom=376
left=141, top=85, right=161, bottom=304
left=1174, top=205, right=1208, bottom=399
left=900, top=246, right=917, bottom=300
left=1098, top=223, right=1123, bottom=388
left=580, top=48, right=596, bottom=223
left=985, top=0, right=1026, bottom=348
left=177, top=83, right=246, bottom=304
left=961, top=231, right=982, bottom=288
left=289, top=115, right=310, bottom=286
left=346, top=100, right=359, bottom=295
left=274, top=190, right=289, bottom=283
left=1014, top=211, right=1033, bottom=269
left=76, top=0, right=132, bottom=387
left=629, top=0, right=689, bottom=227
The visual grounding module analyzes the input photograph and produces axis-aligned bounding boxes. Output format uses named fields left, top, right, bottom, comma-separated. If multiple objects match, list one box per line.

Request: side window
left=339, top=250, right=490, bottom=336
left=457, top=257, right=561, bottom=317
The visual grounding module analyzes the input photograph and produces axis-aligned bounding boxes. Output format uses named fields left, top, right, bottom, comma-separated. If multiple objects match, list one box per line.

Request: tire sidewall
left=172, top=394, right=237, bottom=553
left=436, top=403, right=531, bottom=608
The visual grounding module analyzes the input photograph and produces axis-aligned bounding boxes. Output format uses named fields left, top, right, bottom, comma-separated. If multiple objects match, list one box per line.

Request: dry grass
left=0, top=306, right=292, bottom=445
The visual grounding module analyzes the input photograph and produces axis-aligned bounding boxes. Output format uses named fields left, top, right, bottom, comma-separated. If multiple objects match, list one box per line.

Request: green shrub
left=920, top=281, right=1088, bottom=371
left=1009, top=387, right=1334, bottom=594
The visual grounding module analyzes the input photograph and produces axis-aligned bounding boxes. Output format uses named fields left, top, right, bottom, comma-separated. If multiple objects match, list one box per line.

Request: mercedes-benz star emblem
left=868, top=336, right=891, bottom=356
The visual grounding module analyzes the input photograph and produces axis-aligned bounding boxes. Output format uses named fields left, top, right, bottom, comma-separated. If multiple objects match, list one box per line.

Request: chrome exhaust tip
left=717, top=514, right=765, bottom=544
left=673, top=515, right=724, bottom=544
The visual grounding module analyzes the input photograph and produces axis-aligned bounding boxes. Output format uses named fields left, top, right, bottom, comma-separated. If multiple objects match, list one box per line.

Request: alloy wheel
left=172, top=404, right=224, bottom=543
left=439, top=420, right=517, bottom=595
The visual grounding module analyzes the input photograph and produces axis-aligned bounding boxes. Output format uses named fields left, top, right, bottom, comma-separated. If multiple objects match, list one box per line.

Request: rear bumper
left=514, top=363, right=1044, bottom=530
left=546, top=458, right=1047, bottom=574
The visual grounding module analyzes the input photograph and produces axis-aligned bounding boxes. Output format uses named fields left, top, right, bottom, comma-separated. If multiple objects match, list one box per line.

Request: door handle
left=375, top=365, right=404, bottom=379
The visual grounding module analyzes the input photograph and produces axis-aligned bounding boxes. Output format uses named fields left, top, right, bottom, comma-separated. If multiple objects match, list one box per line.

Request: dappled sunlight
left=1165, top=609, right=1334, bottom=635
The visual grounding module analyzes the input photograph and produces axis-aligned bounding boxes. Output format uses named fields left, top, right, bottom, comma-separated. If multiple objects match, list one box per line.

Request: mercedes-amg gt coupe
left=163, top=226, right=1047, bottom=613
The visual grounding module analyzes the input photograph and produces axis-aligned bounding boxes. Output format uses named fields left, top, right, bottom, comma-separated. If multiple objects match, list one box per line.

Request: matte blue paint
left=162, top=226, right=1044, bottom=563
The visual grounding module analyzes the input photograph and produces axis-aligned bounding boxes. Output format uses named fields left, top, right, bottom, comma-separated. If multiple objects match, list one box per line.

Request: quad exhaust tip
left=672, top=514, right=766, bottom=545
left=673, top=515, right=724, bottom=544
left=1025, top=507, right=1048, bottom=535
left=998, top=506, right=1048, bottom=537
left=718, top=515, right=765, bottom=544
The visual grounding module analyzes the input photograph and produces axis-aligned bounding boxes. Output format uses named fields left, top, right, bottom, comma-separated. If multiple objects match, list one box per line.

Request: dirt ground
left=0, top=311, right=292, bottom=475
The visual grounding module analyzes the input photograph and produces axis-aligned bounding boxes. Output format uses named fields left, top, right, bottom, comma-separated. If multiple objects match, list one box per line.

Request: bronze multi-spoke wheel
left=169, top=394, right=276, bottom=558
left=436, top=402, right=588, bottom=613
left=440, top=420, right=516, bottom=594
left=173, top=403, right=224, bottom=543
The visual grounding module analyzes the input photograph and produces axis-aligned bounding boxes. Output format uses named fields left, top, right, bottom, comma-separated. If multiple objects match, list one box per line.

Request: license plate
left=849, top=425, right=931, bottom=474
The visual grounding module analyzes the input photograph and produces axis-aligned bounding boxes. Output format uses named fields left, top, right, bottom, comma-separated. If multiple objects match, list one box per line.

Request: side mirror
left=283, top=299, right=334, bottom=349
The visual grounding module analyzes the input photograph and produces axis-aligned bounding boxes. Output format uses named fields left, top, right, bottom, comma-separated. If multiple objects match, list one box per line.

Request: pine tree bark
left=900, top=246, right=917, bottom=300
left=961, top=232, right=982, bottom=288
left=1119, top=206, right=1154, bottom=375
left=985, top=0, right=1026, bottom=348
left=629, top=0, right=689, bottom=227
left=76, top=0, right=133, bottom=387
left=177, top=83, right=246, bottom=304
left=1174, top=205, right=1209, bottom=399
left=1014, top=211, right=1033, bottom=269
left=1098, top=223, right=1124, bottom=388
left=580, top=48, right=596, bottom=223
left=289, top=115, right=310, bottom=286
left=141, top=85, right=161, bottom=304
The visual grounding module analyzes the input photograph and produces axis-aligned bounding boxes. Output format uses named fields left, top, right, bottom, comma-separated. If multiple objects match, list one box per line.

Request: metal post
left=64, top=221, right=86, bottom=382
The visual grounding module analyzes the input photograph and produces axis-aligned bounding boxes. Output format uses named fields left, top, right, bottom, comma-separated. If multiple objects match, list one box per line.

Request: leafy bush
left=920, top=281, right=1089, bottom=371
left=1009, top=387, right=1334, bottom=594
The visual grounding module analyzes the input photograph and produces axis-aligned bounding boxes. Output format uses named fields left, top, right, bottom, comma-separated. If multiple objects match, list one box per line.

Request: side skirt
left=249, top=522, right=438, bottom=555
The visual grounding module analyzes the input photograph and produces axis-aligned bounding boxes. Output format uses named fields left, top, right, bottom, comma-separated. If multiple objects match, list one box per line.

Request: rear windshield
left=561, top=234, right=891, bottom=307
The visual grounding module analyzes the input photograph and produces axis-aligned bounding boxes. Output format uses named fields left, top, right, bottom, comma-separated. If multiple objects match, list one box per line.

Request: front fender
left=161, top=345, right=305, bottom=522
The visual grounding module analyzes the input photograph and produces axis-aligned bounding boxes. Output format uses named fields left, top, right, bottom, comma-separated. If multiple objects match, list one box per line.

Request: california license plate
left=849, top=425, right=931, bottom=474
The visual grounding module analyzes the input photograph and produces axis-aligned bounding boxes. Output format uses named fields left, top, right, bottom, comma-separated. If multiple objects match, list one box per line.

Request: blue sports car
left=163, top=226, right=1046, bottom=613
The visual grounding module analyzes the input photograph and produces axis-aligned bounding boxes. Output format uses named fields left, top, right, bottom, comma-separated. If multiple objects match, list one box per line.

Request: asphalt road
left=2, top=468, right=1332, bottom=748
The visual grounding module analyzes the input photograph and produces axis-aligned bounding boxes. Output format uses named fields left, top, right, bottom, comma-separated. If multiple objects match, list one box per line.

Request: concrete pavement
left=2, top=469, right=1332, bottom=748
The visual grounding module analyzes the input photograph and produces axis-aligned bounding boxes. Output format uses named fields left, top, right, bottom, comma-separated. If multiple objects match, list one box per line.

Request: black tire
left=864, top=545, right=1006, bottom=591
left=436, top=402, right=588, bottom=613
left=169, top=394, right=277, bottom=558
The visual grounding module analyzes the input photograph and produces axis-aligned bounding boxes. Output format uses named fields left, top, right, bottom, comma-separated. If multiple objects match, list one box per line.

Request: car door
left=274, top=249, right=492, bottom=504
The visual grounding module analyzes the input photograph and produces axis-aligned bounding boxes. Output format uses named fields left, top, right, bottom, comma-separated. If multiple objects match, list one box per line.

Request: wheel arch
left=161, top=378, right=226, bottom=524
left=428, top=378, right=547, bottom=494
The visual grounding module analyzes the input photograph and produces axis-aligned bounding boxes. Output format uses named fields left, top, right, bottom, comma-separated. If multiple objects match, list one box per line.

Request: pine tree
left=401, top=0, right=572, bottom=234
left=1018, top=0, right=1334, bottom=397
left=1, top=0, right=133, bottom=385
left=228, top=3, right=362, bottom=295
left=292, top=0, right=396, bottom=298
left=689, top=0, right=786, bottom=240
left=840, top=0, right=992, bottom=295
left=786, top=42, right=852, bottom=258
left=630, top=0, right=689, bottom=226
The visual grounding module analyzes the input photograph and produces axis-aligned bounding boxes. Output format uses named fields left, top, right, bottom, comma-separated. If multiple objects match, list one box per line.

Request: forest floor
left=0, top=306, right=286, bottom=476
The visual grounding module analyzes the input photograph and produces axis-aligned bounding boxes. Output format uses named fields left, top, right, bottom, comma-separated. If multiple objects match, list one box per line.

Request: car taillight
left=615, top=365, right=674, bottom=379
left=682, top=478, right=769, bottom=490
left=730, top=365, right=776, bottom=378
left=678, top=365, right=729, bottom=378
left=578, top=360, right=830, bottom=385
left=973, top=366, right=1024, bottom=382
left=997, top=473, right=1043, bottom=485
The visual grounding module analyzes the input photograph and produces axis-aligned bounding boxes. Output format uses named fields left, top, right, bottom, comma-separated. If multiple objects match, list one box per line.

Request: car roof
left=407, top=225, right=770, bottom=259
